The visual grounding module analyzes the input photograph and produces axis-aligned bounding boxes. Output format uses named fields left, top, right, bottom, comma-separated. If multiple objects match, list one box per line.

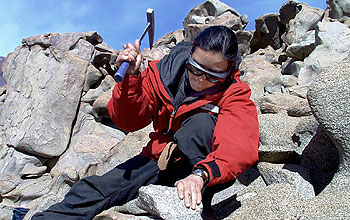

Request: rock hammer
left=114, top=8, right=155, bottom=82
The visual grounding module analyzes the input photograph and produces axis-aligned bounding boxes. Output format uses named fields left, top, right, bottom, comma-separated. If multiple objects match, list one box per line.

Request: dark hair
left=191, top=25, right=238, bottom=62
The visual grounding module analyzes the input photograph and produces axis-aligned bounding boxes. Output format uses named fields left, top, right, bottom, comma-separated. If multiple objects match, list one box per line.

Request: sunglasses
left=186, top=56, right=231, bottom=83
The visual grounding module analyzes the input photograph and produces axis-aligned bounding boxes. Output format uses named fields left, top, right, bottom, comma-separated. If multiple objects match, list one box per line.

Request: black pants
left=32, top=113, right=218, bottom=220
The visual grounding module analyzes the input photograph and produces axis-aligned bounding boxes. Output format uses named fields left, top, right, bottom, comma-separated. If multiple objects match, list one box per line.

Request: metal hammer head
left=146, top=8, right=155, bottom=49
left=140, top=8, right=155, bottom=49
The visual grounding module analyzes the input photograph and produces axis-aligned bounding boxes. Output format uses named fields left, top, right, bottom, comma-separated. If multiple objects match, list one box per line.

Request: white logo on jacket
left=200, top=104, right=220, bottom=114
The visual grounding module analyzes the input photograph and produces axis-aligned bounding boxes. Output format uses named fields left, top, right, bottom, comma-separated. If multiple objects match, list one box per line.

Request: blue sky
left=0, top=0, right=326, bottom=57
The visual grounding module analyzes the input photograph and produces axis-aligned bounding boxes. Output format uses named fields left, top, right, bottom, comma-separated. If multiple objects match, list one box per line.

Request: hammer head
left=146, top=8, right=155, bottom=49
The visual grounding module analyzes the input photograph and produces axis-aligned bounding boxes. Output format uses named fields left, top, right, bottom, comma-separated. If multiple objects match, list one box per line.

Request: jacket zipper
left=167, top=108, right=178, bottom=134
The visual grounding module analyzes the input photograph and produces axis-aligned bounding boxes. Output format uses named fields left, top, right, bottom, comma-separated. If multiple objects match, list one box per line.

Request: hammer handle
left=113, top=62, right=130, bottom=82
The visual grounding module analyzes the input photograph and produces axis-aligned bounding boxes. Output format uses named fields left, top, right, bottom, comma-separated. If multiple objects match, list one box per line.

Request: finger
left=191, top=185, right=200, bottom=209
left=183, top=185, right=191, bottom=208
left=196, top=188, right=202, bottom=205
left=126, top=42, right=136, bottom=51
left=176, top=181, right=184, bottom=200
left=135, top=39, right=141, bottom=54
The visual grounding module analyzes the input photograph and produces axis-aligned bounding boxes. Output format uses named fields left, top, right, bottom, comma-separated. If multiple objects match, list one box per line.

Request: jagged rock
left=92, top=88, right=113, bottom=119
left=251, top=46, right=284, bottom=65
left=183, top=0, right=242, bottom=27
left=153, top=29, right=185, bottom=51
left=50, top=110, right=125, bottom=179
left=84, top=124, right=153, bottom=177
left=0, top=40, right=89, bottom=157
left=258, top=93, right=305, bottom=114
left=21, top=32, right=100, bottom=61
left=227, top=183, right=305, bottom=219
left=19, top=163, right=47, bottom=178
left=257, top=162, right=315, bottom=199
left=236, top=30, right=253, bottom=56
left=280, top=0, right=324, bottom=45
left=0, top=145, right=43, bottom=177
left=287, top=98, right=312, bottom=117
left=0, top=204, right=13, bottom=220
left=282, top=59, right=304, bottom=76
left=297, top=20, right=350, bottom=86
left=308, top=54, right=350, bottom=194
left=183, top=0, right=245, bottom=41
left=285, top=29, right=317, bottom=60
left=287, top=84, right=309, bottom=99
left=258, top=113, right=302, bottom=163
left=136, top=185, right=203, bottom=220
left=251, top=13, right=285, bottom=52
left=281, top=75, right=298, bottom=88
left=209, top=11, right=244, bottom=31
left=326, top=0, right=350, bottom=24
left=81, top=75, right=115, bottom=103
left=2, top=174, right=52, bottom=207
left=240, top=56, right=282, bottom=103
left=0, top=175, right=22, bottom=196
left=23, top=167, right=78, bottom=220
left=83, top=64, right=103, bottom=92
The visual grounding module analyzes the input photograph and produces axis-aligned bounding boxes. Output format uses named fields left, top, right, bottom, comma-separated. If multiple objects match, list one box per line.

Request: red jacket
left=107, top=43, right=259, bottom=186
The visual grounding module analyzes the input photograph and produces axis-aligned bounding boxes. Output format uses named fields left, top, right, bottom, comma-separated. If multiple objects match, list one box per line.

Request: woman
left=32, top=25, right=259, bottom=219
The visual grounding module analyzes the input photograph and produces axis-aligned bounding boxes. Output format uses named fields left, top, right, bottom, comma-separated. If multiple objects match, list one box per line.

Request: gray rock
left=299, top=124, right=339, bottom=195
left=258, top=113, right=301, bottom=163
left=153, top=29, right=185, bottom=51
left=300, top=191, right=350, bottom=219
left=326, top=0, right=350, bottom=20
left=236, top=30, right=253, bottom=56
left=285, top=30, right=317, bottom=60
left=21, top=32, right=102, bottom=61
left=280, top=1, right=324, bottom=45
left=287, top=98, right=312, bottom=117
left=287, top=84, right=309, bottom=98
left=281, top=75, right=298, bottom=88
left=0, top=174, right=22, bottom=196
left=2, top=174, right=52, bottom=207
left=183, top=0, right=244, bottom=41
left=240, top=56, right=282, bottom=103
left=82, top=124, right=152, bottom=177
left=0, top=44, right=89, bottom=157
left=50, top=110, right=124, bottom=179
left=251, top=13, right=285, bottom=52
left=282, top=59, right=304, bottom=77
left=183, top=0, right=242, bottom=27
left=0, top=145, right=43, bottom=177
left=136, top=185, right=203, bottom=220
left=0, top=204, right=13, bottom=220
left=227, top=183, right=305, bottom=220
left=298, top=20, right=350, bottom=86
left=83, top=64, right=103, bottom=92
left=92, top=88, right=113, bottom=119
left=308, top=54, right=350, bottom=193
left=257, top=162, right=315, bottom=199
left=81, top=75, right=115, bottom=103
left=258, top=93, right=305, bottom=114
left=19, top=163, right=47, bottom=178
left=23, top=167, right=78, bottom=220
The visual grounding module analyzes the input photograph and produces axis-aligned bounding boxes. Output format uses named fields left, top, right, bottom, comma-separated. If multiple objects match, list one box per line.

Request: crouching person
left=32, top=25, right=259, bottom=220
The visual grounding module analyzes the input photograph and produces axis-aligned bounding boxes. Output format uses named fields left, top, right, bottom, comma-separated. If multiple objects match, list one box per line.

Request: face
left=188, top=47, right=231, bottom=92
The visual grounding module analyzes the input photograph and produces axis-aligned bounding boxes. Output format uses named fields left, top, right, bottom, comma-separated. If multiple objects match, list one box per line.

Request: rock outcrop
left=0, top=0, right=349, bottom=219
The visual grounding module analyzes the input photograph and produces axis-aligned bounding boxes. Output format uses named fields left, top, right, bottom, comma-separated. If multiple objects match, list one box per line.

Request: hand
left=176, top=174, right=204, bottom=209
left=116, top=39, right=142, bottom=75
